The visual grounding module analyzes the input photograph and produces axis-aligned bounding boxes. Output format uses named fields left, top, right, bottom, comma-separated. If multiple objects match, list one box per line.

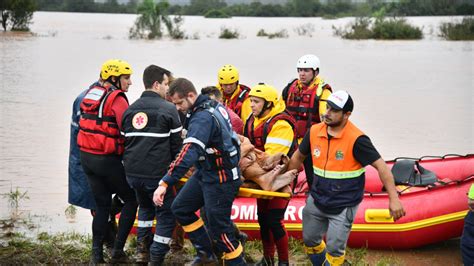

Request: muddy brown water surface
left=0, top=12, right=471, bottom=265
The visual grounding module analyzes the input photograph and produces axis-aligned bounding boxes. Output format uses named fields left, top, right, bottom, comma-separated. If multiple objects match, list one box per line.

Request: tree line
left=35, top=0, right=474, bottom=17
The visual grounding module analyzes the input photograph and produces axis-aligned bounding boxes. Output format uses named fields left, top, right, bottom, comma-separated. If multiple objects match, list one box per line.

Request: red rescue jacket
left=77, top=84, right=128, bottom=155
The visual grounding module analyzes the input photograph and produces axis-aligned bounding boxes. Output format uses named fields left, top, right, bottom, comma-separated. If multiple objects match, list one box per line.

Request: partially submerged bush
left=204, top=9, right=230, bottom=18
left=256, top=29, right=288, bottom=39
left=333, top=16, right=422, bottom=40
left=219, top=27, right=240, bottom=39
left=372, top=17, right=422, bottom=39
left=293, top=23, right=315, bottom=37
left=439, top=17, right=474, bottom=40
left=333, top=17, right=372, bottom=39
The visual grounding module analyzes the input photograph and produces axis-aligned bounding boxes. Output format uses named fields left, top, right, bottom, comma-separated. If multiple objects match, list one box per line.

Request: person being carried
left=153, top=78, right=246, bottom=265
left=288, top=90, right=405, bottom=266
left=122, top=65, right=183, bottom=264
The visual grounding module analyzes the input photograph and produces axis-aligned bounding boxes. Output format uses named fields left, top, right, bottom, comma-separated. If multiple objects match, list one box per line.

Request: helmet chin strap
left=108, top=76, right=122, bottom=90
left=257, top=101, right=272, bottom=118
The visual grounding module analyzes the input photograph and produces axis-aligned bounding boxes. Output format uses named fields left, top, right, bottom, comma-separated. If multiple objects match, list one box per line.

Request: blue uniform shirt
left=68, top=83, right=98, bottom=210
left=162, top=95, right=240, bottom=186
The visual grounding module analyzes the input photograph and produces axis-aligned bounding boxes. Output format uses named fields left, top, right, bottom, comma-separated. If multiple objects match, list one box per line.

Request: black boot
left=255, top=257, right=275, bottom=266
left=110, top=249, right=128, bottom=263
left=90, top=247, right=105, bottom=264
left=191, top=250, right=218, bottom=266
left=150, top=256, right=165, bottom=266
left=135, top=235, right=152, bottom=263
left=277, top=261, right=289, bottom=266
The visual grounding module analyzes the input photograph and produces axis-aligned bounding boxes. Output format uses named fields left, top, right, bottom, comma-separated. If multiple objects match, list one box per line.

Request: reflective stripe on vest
left=313, top=166, right=365, bottom=179
left=310, top=121, right=364, bottom=176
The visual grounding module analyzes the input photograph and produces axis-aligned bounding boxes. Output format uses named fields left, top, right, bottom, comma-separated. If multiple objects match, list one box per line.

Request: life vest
left=190, top=99, right=241, bottom=181
left=77, top=84, right=127, bottom=155
left=244, top=111, right=298, bottom=157
left=223, top=84, right=251, bottom=117
left=309, top=121, right=366, bottom=211
left=283, top=78, right=332, bottom=139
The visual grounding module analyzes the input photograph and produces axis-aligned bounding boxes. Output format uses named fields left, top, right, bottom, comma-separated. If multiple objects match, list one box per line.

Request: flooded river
left=0, top=12, right=471, bottom=264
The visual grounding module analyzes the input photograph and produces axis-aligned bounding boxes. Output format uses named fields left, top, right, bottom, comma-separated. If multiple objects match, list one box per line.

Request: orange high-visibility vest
left=309, top=121, right=365, bottom=179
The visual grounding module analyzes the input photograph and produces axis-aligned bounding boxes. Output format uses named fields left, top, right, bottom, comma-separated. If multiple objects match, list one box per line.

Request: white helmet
left=296, top=54, right=320, bottom=71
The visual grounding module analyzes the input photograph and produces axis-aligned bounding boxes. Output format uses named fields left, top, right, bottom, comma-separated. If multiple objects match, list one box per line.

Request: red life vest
left=77, top=85, right=128, bottom=155
left=244, top=111, right=298, bottom=156
left=224, top=84, right=250, bottom=117
left=283, top=78, right=332, bottom=139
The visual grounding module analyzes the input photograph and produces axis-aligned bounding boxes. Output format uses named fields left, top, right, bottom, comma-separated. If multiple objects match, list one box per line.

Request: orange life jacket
left=283, top=78, right=332, bottom=139
left=77, top=84, right=127, bottom=155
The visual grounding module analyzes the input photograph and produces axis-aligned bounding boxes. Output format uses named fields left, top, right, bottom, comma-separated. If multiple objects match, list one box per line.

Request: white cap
left=327, top=90, right=353, bottom=112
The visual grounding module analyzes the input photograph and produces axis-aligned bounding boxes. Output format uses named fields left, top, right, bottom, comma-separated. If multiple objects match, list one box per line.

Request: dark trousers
left=80, top=152, right=138, bottom=250
left=127, top=176, right=177, bottom=259
left=172, top=176, right=242, bottom=256
left=461, top=211, right=474, bottom=266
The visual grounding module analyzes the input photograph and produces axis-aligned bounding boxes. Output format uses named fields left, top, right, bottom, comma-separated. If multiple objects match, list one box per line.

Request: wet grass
left=0, top=231, right=91, bottom=264
left=0, top=230, right=405, bottom=265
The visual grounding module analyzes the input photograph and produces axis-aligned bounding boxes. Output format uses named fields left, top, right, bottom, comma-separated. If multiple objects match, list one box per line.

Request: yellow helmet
left=218, top=64, right=239, bottom=85
left=249, top=83, right=280, bottom=106
left=100, top=59, right=133, bottom=80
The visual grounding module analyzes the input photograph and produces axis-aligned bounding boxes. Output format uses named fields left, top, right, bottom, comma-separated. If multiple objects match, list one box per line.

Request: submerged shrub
left=293, top=23, right=315, bottom=37
left=372, top=17, right=422, bottom=39
left=256, top=29, right=288, bottom=39
left=333, top=16, right=423, bottom=40
left=439, top=17, right=474, bottom=40
left=219, top=27, right=240, bottom=39
left=333, top=17, right=372, bottom=39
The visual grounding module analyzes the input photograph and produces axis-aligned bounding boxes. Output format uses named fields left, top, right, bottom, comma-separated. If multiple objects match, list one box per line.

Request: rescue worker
left=77, top=59, right=138, bottom=263
left=282, top=54, right=332, bottom=188
left=122, top=65, right=183, bottom=264
left=201, top=86, right=244, bottom=134
left=69, top=83, right=121, bottom=254
left=153, top=78, right=245, bottom=265
left=217, top=64, right=252, bottom=122
left=287, top=90, right=405, bottom=266
left=244, top=83, right=298, bottom=266
left=461, top=184, right=474, bottom=265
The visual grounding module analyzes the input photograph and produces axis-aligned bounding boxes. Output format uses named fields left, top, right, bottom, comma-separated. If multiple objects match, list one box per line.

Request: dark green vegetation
left=35, top=0, right=474, bottom=17
left=439, top=17, right=474, bottom=40
left=129, top=0, right=184, bottom=39
left=334, top=16, right=423, bottom=40
left=36, top=0, right=139, bottom=13
left=257, top=29, right=289, bottom=39
left=219, top=27, right=240, bottom=39
left=1, top=0, right=36, bottom=31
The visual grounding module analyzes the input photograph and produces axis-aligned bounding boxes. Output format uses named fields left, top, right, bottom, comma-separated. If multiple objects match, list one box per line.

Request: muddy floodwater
left=0, top=12, right=471, bottom=265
